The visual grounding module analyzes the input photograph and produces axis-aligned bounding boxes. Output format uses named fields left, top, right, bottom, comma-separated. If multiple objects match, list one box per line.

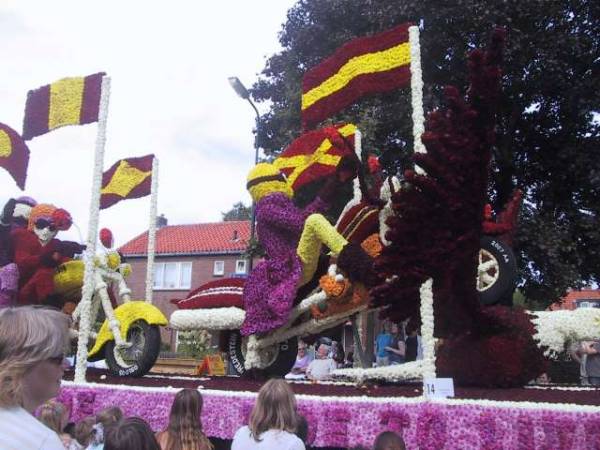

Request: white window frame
left=235, top=259, right=247, bottom=275
left=213, top=260, right=225, bottom=276
left=153, top=261, right=192, bottom=290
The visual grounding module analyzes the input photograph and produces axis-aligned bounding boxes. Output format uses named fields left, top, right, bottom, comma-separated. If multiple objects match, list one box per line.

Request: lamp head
left=228, top=76, right=250, bottom=100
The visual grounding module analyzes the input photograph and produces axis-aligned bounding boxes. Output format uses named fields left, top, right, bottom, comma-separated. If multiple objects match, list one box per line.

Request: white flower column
left=419, top=278, right=436, bottom=383
left=408, top=25, right=426, bottom=174
left=75, top=75, right=111, bottom=383
left=144, top=156, right=159, bottom=303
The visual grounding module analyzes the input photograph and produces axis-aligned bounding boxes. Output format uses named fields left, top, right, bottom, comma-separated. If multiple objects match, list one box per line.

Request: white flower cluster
left=333, top=361, right=425, bottom=383
left=335, top=130, right=363, bottom=227
left=419, top=278, right=436, bottom=380
left=144, top=157, right=159, bottom=303
left=531, top=308, right=600, bottom=356
left=408, top=25, right=426, bottom=174
left=378, top=176, right=400, bottom=247
left=170, top=307, right=246, bottom=331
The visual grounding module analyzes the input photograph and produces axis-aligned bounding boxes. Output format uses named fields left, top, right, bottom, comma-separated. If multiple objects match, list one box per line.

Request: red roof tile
left=119, top=221, right=250, bottom=256
left=548, top=289, right=600, bottom=311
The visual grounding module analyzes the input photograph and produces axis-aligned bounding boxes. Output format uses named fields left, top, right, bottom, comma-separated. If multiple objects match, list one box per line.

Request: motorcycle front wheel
left=105, top=320, right=161, bottom=377
left=228, top=331, right=297, bottom=377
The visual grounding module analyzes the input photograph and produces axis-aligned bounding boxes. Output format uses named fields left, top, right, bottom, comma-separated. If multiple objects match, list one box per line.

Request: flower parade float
left=52, top=26, right=600, bottom=449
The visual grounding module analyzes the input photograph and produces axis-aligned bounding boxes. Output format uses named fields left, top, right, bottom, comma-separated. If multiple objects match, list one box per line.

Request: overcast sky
left=0, top=0, right=297, bottom=246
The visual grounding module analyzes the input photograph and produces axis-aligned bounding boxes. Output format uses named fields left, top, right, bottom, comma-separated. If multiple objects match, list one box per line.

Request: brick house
left=119, top=220, right=253, bottom=349
left=548, top=288, right=600, bottom=311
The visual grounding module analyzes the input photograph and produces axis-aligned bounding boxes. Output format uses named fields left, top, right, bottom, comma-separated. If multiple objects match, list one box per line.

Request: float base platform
left=60, top=369, right=600, bottom=449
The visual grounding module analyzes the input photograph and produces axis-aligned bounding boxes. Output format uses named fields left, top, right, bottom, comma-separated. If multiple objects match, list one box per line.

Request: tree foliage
left=177, top=330, right=212, bottom=360
left=250, top=0, right=599, bottom=306
left=221, top=202, right=252, bottom=221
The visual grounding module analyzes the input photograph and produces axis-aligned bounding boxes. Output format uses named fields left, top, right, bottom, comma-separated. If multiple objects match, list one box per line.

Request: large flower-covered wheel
left=228, top=331, right=297, bottom=377
left=105, top=320, right=161, bottom=377
left=477, top=236, right=517, bottom=305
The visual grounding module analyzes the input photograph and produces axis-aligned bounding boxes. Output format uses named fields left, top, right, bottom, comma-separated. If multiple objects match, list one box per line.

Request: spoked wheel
left=228, top=331, right=297, bottom=377
left=477, top=236, right=517, bottom=306
left=477, top=248, right=500, bottom=291
left=105, top=320, right=161, bottom=377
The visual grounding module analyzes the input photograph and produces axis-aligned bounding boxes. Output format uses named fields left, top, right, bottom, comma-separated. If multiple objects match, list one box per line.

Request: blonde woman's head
left=0, top=306, right=70, bottom=409
left=248, top=379, right=298, bottom=441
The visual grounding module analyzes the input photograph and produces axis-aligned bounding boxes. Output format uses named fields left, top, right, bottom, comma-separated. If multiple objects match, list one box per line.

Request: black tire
left=105, top=321, right=161, bottom=377
left=228, top=331, right=298, bottom=377
left=477, top=236, right=517, bottom=306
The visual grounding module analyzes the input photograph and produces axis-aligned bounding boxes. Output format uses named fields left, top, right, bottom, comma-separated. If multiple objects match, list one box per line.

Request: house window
left=153, top=264, right=164, bottom=288
left=579, top=301, right=591, bottom=308
left=235, top=259, right=247, bottom=274
left=213, top=261, right=225, bottom=276
left=153, top=262, right=192, bottom=290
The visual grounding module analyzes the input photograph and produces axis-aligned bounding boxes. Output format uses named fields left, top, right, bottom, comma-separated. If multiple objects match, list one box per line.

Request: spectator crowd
left=0, top=305, right=406, bottom=450
left=2, top=305, right=597, bottom=450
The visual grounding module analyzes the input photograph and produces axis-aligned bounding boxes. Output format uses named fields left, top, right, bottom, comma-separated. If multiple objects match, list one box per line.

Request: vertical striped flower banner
left=22, top=72, right=105, bottom=140
left=22, top=72, right=111, bottom=383
left=0, top=122, right=30, bottom=190
left=99, top=154, right=159, bottom=304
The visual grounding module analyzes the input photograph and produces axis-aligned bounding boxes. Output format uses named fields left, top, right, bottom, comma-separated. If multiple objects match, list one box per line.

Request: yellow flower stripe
left=337, top=123, right=357, bottom=137
left=275, top=139, right=338, bottom=186
left=274, top=123, right=357, bottom=187
left=101, top=160, right=152, bottom=197
left=0, top=130, right=12, bottom=157
left=302, top=42, right=410, bottom=110
left=49, top=77, right=85, bottom=130
left=249, top=180, right=292, bottom=203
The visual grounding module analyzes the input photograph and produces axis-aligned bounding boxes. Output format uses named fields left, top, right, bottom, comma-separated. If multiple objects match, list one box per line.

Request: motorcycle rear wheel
left=105, top=320, right=161, bottom=377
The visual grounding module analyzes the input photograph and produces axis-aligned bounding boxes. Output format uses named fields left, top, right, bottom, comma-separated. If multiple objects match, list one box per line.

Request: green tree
left=221, top=202, right=252, bottom=221
left=250, top=0, right=599, bottom=307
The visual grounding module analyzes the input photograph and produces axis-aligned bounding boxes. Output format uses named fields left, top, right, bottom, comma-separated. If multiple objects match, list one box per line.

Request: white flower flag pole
left=419, top=278, right=437, bottom=396
left=74, top=76, right=111, bottom=383
left=409, top=25, right=426, bottom=175
left=408, top=25, right=437, bottom=393
left=145, top=156, right=159, bottom=303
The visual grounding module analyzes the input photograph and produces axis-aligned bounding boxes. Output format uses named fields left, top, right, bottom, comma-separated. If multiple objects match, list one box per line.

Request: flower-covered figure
left=241, top=163, right=375, bottom=336
left=0, top=196, right=38, bottom=307
left=12, top=203, right=85, bottom=306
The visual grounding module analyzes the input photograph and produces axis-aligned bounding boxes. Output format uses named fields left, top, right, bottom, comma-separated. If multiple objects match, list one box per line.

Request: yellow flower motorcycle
left=54, top=230, right=167, bottom=377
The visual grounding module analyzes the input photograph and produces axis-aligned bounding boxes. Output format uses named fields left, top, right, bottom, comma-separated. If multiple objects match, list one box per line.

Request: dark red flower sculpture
left=371, top=29, right=546, bottom=387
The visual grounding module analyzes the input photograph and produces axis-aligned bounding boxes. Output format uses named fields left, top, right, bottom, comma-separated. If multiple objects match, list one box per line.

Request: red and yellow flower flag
left=273, top=123, right=356, bottom=192
left=301, top=24, right=412, bottom=129
left=100, top=154, right=154, bottom=210
left=22, top=72, right=105, bottom=140
left=0, top=122, right=30, bottom=190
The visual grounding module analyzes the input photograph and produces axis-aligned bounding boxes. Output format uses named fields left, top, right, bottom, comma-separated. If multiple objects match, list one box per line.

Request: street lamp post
left=228, top=76, right=260, bottom=272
